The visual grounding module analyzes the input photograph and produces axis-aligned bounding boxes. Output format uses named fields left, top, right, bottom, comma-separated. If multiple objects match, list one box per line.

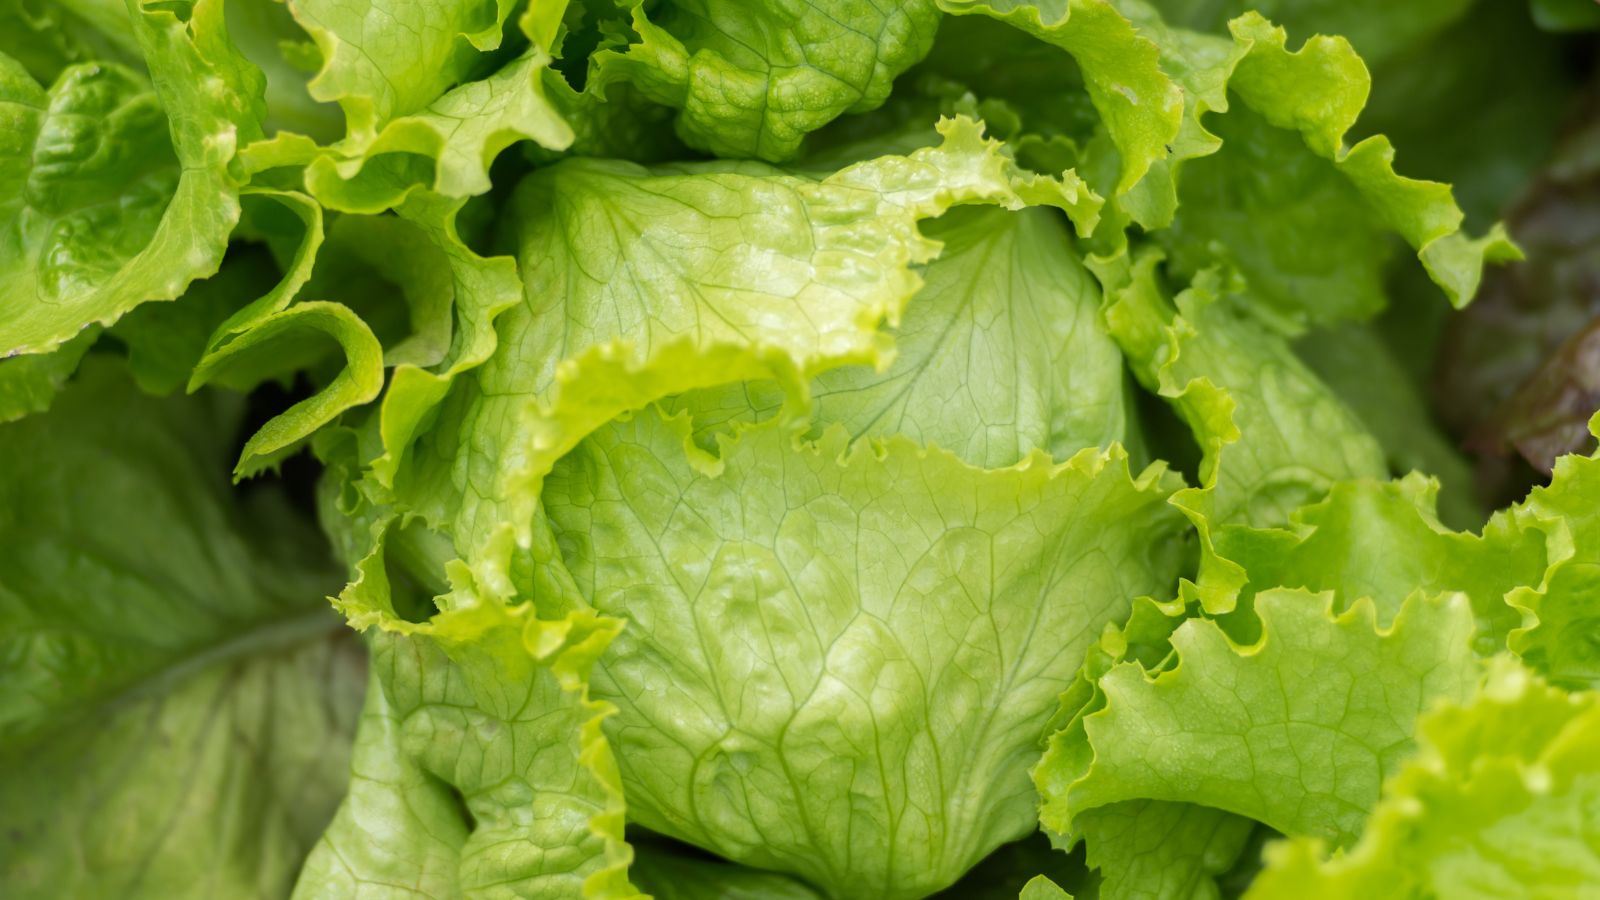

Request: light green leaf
left=0, top=0, right=262, bottom=357
left=1507, top=443, right=1600, bottom=687
left=1076, top=800, right=1255, bottom=900
left=298, top=47, right=575, bottom=212
left=667, top=203, right=1130, bottom=467
left=379, top=116, right=1092, bottom=592
left=1161, top=102, right=1403, bottom=326
left=286, top=0, right=514, bottom=141
left=1102, top=253, right=1387, bottom=528
left=359, top=191, right=526, bottom=496
left=1096, top=249, right=1385, bottom=612
left=240, top=1, right=573, bottom=211
left=1213, top=474, right=1549, bottom=654
left=1036, top=590, right=1481, bottom=848
left=173, top=188, right=384, bottom=477
left=1249, top=658, right=1600, bottom=898
left=936, top=0, right=1184, bottom=196
left=1021, top=875, right=1075, bottom=900
left=0, top=358, right=364, bottom=898
left=1146, top=11, right=1519, bottom=323
left=201, top=300, right=384, bottom=476
left=294, top=597, right=640, bottom=899
left=541, top=410, right=1186, bottom=898
left=589, top=0, right=943, bottom=161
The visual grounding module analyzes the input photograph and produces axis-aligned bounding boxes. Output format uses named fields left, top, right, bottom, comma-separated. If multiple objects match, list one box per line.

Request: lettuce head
left=3, top=1, right=1598, bottom=898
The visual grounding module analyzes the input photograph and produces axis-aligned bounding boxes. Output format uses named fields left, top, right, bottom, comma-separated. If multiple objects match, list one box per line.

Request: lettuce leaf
left=1251, top=658, right=1600, bottom=898
left=0, top=358, right=363, bottom=898
left=0, top=0, right=261, bottom=357
left=542, top=410, right=1186, bottom=897
left=1036, top=590, right=1480, bottom=849
left=590, top=0, right=943, bottom=162
left=667, top=203, right=1133, bottom=467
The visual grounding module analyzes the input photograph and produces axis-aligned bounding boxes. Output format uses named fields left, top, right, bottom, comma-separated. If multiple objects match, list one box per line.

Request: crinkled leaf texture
left=373, top=116, right=1093, bottom=590
left=936, top=0, right=1185, bottom=198
left=1096, top=249, right=1387, bottom=613
left=224, top=0, right=577, bottom=215
left=591, top=0, right=943, bottom=161
left=667, top=203, right=1134, bottom=467
left=953, top=3, right=1516, bottom=321
left=291, top=602, right=639, bottom=899
left=1251, top=658, right=1600, bottom=899
left=542, top=411, right=1186, bottom=898
left=1507, top=436, right=1600, bottom=687
left=0, top=359, right=364, bottom=898
left=1035, top=590, right=1481, bottom=849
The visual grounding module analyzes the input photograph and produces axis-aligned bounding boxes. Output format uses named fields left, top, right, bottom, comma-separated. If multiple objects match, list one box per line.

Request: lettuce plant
left=2, top=1, right=1598, bottom=898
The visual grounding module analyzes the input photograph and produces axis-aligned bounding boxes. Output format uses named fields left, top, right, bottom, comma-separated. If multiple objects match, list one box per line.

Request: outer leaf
left=541, top=410, right=1187, bottom=898
left=1249, top=659, right=1600, bottom=898
left=0, top=0, right=262, bottom=357
left=1507, top=441, right=1600, bottom=687
left=1077, top=800, right=1255, bottom=900
left=0, top=327, right=96, bottom=422
left=1035, top=590, right=1480, bottom=848
left=1148, top=12, right=1519, bottom=323
left=589, top=0, right=943, bottom=161
left=0, top=359, right=364, bottom=898
left=1216, top=13, right=1520, bottom=311
left=1213, top=474, right=1549, bottom=655
left=1097, top=249, right=1385, bottom=612
left=293, top=602, right=640, bottom=900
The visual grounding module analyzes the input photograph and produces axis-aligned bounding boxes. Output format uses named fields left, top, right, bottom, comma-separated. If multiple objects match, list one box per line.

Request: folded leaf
left=1097, top=249, right=1385, bottom=611
left=293, top=603, right=639, bottom=900
left=542, top=410, right=1186, bottom=898
left=0, top=0, right=263, bottom=357
left=1036, top=590, right=1480, bottom=848
left=668, top=203, right=1132, bottom=467
left=375, top=117, right=1092, bottom=591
